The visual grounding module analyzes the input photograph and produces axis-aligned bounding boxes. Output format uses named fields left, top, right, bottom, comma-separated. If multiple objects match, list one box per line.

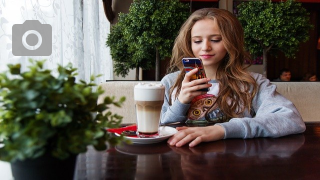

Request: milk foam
left=134, top=83, right=165, bottom=101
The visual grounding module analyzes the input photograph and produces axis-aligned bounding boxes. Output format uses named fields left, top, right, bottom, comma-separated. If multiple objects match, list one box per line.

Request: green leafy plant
left=106, top=0, right=190, bottom=80
left=237, top=0, right=313, bottom=76
left=0, top=59, right=126, bottom=162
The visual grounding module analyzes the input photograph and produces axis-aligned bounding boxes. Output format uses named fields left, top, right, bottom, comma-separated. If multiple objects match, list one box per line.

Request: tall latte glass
left=134, top=83, right=165, bottom=138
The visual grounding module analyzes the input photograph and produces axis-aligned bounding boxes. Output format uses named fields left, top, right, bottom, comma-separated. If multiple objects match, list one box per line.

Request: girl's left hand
left=167, top=125, right=225, bottom=147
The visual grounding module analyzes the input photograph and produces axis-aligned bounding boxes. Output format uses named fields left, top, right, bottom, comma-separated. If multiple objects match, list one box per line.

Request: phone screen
left=182, top=58, right=208, bottom=91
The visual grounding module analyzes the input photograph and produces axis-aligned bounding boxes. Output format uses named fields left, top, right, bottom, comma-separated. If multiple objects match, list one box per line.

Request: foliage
left=106, top=0, right=190, bottom=79
left=237, top=0, right=313, bottom=58
left=0, top=59, right=126, bottom=162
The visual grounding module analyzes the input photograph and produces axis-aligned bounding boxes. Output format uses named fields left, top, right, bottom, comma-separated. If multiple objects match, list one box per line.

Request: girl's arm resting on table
left=219, top=97, right=306, bottom=139
left=218, top=74, right=306, bottom=139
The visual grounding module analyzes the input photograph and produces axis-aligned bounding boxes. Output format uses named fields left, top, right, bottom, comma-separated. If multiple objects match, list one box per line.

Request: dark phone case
left=182, top=58, right=208, bottom=91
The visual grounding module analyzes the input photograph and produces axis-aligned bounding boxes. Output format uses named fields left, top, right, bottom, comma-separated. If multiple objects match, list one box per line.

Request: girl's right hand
left=167, top=125, right=225, bottom=147
left=178, top=68, right=212, bottom=104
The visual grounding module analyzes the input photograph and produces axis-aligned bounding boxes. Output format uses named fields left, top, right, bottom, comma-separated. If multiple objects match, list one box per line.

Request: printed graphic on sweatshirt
left=186, top=94, right=229, bottom=126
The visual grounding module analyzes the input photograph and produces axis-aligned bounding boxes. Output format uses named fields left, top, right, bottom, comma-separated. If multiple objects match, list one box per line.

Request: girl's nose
left=202, top=40, right=212, bottom=51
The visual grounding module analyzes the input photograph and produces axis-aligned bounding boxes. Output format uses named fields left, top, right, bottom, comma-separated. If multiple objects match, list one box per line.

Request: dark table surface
left=74, top=122, right=320, bottom=180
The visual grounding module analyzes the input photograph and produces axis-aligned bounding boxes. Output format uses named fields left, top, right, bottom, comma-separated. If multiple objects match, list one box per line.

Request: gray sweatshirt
left=160, top=71, right=306, bottom=139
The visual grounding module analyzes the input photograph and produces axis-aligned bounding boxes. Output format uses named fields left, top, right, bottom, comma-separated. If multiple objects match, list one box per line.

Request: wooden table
left=74, top=123, right=320, bottom=180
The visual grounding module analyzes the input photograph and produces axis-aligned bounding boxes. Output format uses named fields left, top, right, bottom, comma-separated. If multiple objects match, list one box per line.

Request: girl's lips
left=200, top=55, right=214, bottom=59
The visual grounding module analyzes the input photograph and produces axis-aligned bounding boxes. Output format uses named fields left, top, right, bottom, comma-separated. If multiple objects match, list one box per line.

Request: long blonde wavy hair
left=168, top=8, right=258, bottom=118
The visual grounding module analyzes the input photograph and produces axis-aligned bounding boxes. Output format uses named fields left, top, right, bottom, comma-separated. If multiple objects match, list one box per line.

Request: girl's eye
left=193, top=41, right=202, bottom=44
left=211, top=39, right=221, bottom=43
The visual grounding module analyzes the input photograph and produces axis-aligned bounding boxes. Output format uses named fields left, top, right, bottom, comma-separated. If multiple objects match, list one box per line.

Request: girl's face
left=191, top=18, right=227, bottom=68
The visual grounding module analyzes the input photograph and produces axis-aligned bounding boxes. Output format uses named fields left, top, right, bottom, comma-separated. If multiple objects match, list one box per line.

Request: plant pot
left=11, top=153, right=77, bottom=180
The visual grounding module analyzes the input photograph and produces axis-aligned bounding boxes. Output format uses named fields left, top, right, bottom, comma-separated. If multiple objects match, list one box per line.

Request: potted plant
left=106, top=0, right=190, bottom=80
left=236, top=0, right=313, bottom=77
left=0, top=59, right=126, bottom=180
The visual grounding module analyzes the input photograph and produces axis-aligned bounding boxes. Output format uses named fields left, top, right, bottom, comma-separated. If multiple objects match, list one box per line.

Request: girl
left=160, top=8, right=305, bottom=147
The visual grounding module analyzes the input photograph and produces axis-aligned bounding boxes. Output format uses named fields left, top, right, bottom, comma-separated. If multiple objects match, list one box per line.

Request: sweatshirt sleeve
left=160, top=72, right=190, bottom=125
left=218, top=73, right=306, bottom=139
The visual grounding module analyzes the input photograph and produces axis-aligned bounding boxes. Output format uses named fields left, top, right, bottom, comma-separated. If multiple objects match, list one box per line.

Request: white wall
left=0, top=161, right=12, bottom=180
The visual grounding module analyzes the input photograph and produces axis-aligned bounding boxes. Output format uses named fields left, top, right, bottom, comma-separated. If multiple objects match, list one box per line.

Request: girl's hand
left=167, top=125, right=225, bottom=147
left=178, top=68, right=212, bottom=104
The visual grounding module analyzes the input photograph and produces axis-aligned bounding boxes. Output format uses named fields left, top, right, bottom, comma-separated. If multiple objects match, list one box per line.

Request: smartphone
left=182, top=58, right=208, bottom=91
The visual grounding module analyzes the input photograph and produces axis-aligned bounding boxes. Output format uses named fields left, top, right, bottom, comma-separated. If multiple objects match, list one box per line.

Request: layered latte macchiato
left=134, top=83, right=165, bottom=137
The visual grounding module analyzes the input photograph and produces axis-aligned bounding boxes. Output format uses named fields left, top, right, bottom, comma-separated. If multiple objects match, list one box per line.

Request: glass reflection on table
left=74, top=134, right=305, bottom=180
